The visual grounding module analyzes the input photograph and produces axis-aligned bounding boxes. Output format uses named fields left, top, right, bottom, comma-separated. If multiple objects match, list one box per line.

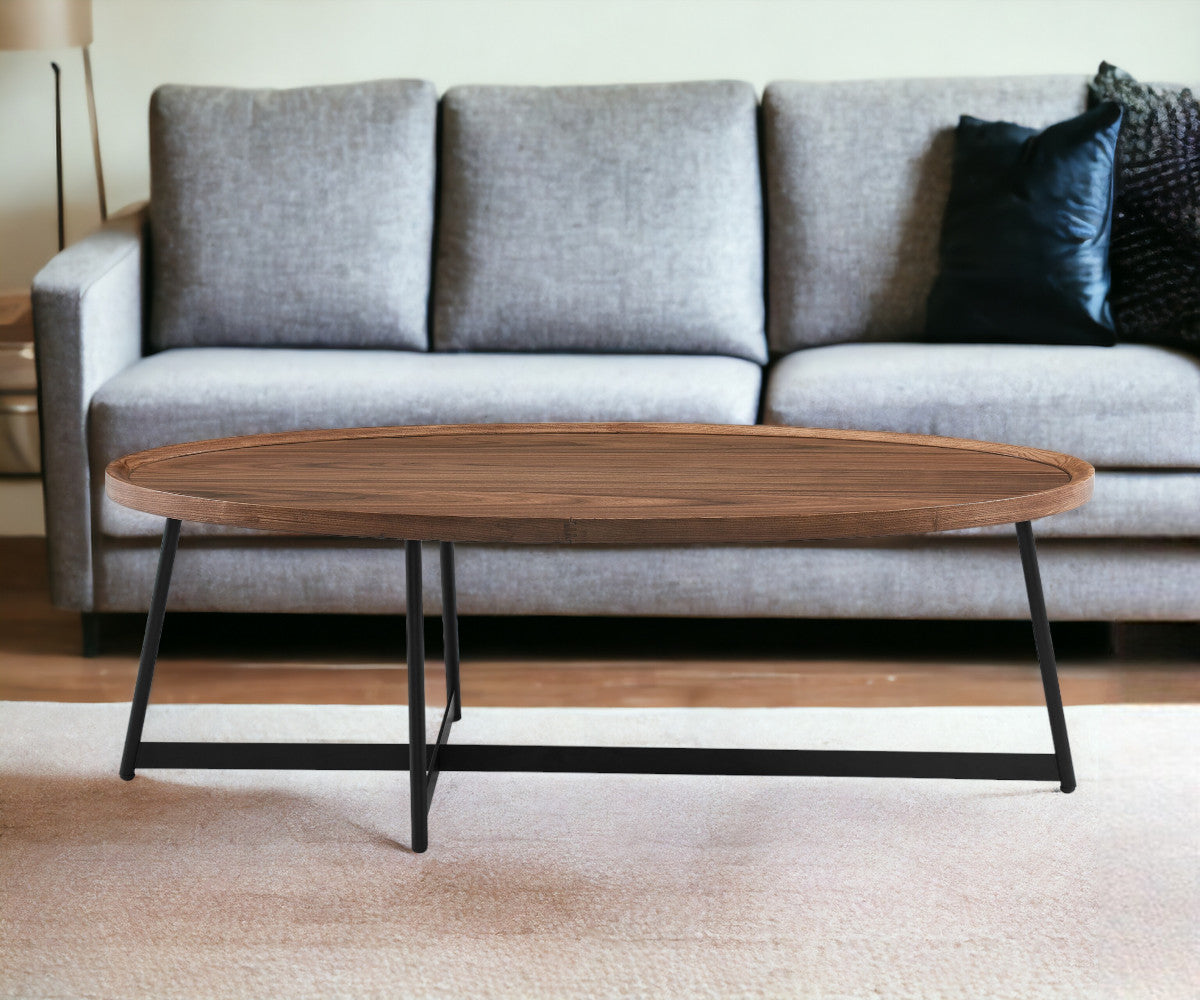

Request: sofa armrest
left=32, top=203, right=148, bottom=609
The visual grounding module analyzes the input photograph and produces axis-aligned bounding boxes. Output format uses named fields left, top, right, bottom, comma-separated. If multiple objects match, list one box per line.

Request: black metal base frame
left=120, top=522, right=1076, bottom=854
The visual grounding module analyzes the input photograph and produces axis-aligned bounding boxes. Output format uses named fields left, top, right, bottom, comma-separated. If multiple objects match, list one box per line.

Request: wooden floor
left=2, top=537, right=1197, bottom=706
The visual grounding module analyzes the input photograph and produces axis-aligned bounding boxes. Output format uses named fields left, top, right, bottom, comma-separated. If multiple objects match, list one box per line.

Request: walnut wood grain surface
left=105, top=423, right=1093, bottom=544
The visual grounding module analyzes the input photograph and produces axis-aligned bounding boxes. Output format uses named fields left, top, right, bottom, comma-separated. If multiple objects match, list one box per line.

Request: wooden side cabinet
left=0, top=292, right=40, bottom=475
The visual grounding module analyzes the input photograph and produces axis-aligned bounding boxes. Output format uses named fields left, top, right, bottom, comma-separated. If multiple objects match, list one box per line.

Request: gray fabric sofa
left=32, top=75, right=1200, bottom=629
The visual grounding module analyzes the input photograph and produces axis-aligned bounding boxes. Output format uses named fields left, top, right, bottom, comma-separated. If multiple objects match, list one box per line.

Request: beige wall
left=1, top=0, right=1198, bottom=288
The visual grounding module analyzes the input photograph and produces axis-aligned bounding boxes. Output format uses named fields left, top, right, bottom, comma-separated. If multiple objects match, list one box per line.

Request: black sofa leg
left=81, top=612, right=101, bottom=658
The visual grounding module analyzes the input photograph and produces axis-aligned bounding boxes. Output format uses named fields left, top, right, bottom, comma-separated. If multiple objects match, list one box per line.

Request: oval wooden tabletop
left=105, top=423, right=1093, bottom=544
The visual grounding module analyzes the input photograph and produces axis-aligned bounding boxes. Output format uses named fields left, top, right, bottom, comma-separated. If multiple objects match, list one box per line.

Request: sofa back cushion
left=149, top=80, right=437, bottom=350
left=763, top=76, right=1089, bottom=352
left=433, top=82, right=767, bottom=362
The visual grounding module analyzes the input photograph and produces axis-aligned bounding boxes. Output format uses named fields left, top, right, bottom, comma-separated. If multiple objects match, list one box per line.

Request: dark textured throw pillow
left=1089, top=62, right=1200, bottom=348
left=925, top=102, right=1123, bottom=346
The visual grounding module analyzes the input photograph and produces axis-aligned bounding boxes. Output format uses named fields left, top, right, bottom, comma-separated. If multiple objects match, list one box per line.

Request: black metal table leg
left=440, top=542, right=462, bottom=722
left=119, top=518, right=181, bottom=780
left=1015, top=520, right=1077, bottom=793
left=406, top=540, right=429, bottom=852
left=121, top=523, right=1075, bottom=854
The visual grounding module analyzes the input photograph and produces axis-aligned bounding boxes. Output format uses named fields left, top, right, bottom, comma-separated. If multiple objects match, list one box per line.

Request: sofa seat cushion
left=149, top=80, right=437, bottom=350
left=91, top=348, right=763, bottom=537
left=763, top=342, right=1200, bottom=468
left=945, top=471, right=1200, bottom=538
left=433, top=82, right=766, bottom=361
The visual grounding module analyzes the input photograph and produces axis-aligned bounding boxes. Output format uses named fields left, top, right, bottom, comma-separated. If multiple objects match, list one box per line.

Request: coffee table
left=107, top=423, right=1093, bottom=852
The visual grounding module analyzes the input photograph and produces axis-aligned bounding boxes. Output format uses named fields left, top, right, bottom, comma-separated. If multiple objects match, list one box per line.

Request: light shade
left=0, top=0, right=92, bottom=51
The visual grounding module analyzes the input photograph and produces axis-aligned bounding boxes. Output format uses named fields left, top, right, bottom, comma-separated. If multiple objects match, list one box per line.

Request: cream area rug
left=1, top=702, right=1196, bottom=1000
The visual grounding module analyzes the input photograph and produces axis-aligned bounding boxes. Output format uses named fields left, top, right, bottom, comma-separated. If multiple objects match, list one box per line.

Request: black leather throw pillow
left=1089, top=62, right=1200, bottom=349
left=925, top=102, right=1122, bottom=346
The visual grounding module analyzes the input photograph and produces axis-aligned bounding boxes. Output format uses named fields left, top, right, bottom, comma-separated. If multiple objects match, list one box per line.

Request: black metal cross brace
left=120, top=523, right=1076, bottom=854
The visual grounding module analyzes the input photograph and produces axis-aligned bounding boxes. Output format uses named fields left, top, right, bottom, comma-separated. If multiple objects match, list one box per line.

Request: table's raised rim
left=105, top=423, right=1095, bottom=544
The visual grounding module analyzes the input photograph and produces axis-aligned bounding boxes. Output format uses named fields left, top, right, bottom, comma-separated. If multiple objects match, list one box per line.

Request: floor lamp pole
left=82, top=44, right=106, bottom=221
left=52, top=61, right=64, bottom=251
left=49, top=47, right=107, bottom=253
